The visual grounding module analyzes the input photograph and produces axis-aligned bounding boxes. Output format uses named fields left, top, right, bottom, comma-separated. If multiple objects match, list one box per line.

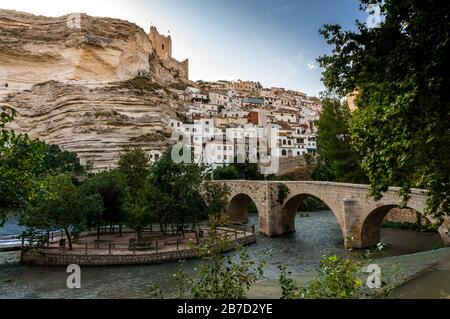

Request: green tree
left=123, top=193, right=154, bottom=240
left=213, top=160, right=263, bottom=181
left=0, top=109, right=85, bottom=225
left=213, top=165, right=239, bottom=180
left=81, top=170, right=128, bottom=239
left=0, top=109, right=46, bottom=223
left=201, top=180, right=231, bottom=216
left=82, top=193, right=105, bottom=242
left=318, top=0, right=450, bottom=216
left=41, top=143, right=83, bottom=175
left=312, top=98, right=368, bottom=183
left=117, top=147, right=151, bottom=191
left=146, top=150, right=207, bottom=233
left=23, top=174, right=96, bottom=250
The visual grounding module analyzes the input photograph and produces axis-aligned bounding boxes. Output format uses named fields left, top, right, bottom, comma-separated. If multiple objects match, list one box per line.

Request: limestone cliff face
left=0, top=9, right=191, bottom=170
left=2, top=80, right=179, bottom=170
left=0, top=9, right=154, bottom=93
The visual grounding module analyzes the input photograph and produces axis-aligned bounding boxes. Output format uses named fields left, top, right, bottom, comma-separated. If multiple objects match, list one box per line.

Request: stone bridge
left=218, top=180, right=450, bottom=248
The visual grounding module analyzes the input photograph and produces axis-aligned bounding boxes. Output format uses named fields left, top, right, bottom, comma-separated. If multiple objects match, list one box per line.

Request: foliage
left=213, top=159, right=263, bottom=181
left=279, top=255, right=363, bottom=299
left=81, top=170, right=129, bottom=238
left=312, top=98, right=368, bottom=184
left=201, top=180, right=231, bottom=216
left=277, top=183, right=290, bottom=204
left=117, top=147, right=151, bottom=191
left=318, top=0, right=450, bottom=217
left=303, top=153, right=313, bottom=165
left=22, top=173, right=102, bottom=249
left=298, top=196, right=329, bottom=212
left=0, top=109, right=83, bottom=225
left=382, top=221, right=440, bottom=233
left=40, top=143, right=83, bottom=175
left=152, top=215, right=269, bottom=299
left=123, top=193, right=154, bottom=239
left=145, top=149, right=208, bottom=231
left=213, top=165, right=239, bottom=180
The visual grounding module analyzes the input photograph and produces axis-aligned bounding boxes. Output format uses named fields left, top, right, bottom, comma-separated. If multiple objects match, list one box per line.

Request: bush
left=279, top=255, right=363, bottom=299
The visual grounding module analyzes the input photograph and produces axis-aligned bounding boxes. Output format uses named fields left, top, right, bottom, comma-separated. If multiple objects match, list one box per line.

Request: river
left=0, top=211, right=445, bottom=299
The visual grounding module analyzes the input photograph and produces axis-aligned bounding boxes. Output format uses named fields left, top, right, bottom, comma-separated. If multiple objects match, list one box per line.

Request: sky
left=0, top=0, right=368, bottom=96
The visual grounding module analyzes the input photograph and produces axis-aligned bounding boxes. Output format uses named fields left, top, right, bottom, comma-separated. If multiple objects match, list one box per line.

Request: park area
left=19, top=224, right=257, bottom=266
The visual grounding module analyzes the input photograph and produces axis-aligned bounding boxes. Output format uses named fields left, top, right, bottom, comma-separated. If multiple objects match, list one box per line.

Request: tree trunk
left=97, top=225, right=101, bottom=242
left=64, top=228, right=73, bottom=250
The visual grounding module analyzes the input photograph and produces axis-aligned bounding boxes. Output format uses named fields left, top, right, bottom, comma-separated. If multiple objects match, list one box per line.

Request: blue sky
left=0, top=0, right=368, bottom=96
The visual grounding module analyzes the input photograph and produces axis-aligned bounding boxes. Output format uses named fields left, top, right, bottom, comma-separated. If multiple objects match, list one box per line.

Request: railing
left=22, top=224, right=256, bottom=256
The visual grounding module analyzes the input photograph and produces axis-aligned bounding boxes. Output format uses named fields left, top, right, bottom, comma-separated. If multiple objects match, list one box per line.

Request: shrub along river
left=0, top=211, right=447, bottom=299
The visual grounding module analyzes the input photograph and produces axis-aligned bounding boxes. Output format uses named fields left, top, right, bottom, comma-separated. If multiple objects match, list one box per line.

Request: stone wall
left=383, top=208, right=421, bottom=224
left=275, top=156, right=307, bottom=176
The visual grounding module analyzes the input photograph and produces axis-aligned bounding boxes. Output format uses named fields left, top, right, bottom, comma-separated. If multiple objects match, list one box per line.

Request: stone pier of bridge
left=218, top=180, right=450, bottom=249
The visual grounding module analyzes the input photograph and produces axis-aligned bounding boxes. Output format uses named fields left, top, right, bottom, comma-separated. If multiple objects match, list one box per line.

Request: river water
left=0, top=211, right=444, bottom=299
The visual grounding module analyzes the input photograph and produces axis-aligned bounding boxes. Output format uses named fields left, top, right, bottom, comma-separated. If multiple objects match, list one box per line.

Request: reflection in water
left=0, top=211, right=444, bottom=299
left=0, top=218, right=25, bottom=236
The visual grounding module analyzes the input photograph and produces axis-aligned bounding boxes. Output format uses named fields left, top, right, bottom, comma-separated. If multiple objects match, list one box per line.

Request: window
left=162, top=44, right=165, bottom=50
left=217, top=146, right=222, bottom=150
left=171, top=123, right=174, bottom=127
left=155, top=154, right=160, bottom=160
left=282, top=150, right=287, bottom=156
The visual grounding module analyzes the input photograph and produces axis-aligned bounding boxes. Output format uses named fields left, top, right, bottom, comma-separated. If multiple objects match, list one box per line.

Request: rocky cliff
left=0, top=9, right=192, bottom=170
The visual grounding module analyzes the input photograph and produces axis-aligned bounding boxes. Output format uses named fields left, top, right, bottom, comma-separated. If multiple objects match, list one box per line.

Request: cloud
left=307, top=62, right=318, bottom=70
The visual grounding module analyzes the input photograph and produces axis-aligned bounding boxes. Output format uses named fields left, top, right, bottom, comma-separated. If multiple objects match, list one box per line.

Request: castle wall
left=148, top=26, right=189, bottom=80
left=149, top=26, right=172, bottom=60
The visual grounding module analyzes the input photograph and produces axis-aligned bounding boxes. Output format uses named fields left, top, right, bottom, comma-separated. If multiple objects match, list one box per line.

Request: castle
left=148, top=26, right=189, bottom=80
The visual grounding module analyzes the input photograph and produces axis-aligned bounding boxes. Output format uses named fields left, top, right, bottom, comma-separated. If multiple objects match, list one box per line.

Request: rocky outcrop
left=0, top=9, right=156, bottom=92
left=0, top=9, right=193, bottom=170
left=2, top=79, right=182, bottom=170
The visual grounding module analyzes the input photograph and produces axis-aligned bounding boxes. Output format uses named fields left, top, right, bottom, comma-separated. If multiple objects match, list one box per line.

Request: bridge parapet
left=215, top=180, right=449, bottom=248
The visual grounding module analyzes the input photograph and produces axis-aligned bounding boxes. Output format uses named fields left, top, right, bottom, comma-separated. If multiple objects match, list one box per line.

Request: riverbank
left=0, top=251, right=21, bottom=265
left=248, top=247, right=450, bottom=298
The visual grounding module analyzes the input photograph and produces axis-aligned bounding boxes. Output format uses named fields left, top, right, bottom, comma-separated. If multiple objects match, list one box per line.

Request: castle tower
left=149, top=26, right=172, bottom=60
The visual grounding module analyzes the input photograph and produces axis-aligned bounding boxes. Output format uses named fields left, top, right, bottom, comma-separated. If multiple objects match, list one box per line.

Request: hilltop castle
left=148, top=26, right=189, bottom=80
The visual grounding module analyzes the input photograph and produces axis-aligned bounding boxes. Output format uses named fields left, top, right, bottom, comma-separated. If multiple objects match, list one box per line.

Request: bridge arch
left=360, top=204, right=443, bottom=247
left=227, top=193, right=260, bottom=224
left=280, top=193, right=345, bottom=237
